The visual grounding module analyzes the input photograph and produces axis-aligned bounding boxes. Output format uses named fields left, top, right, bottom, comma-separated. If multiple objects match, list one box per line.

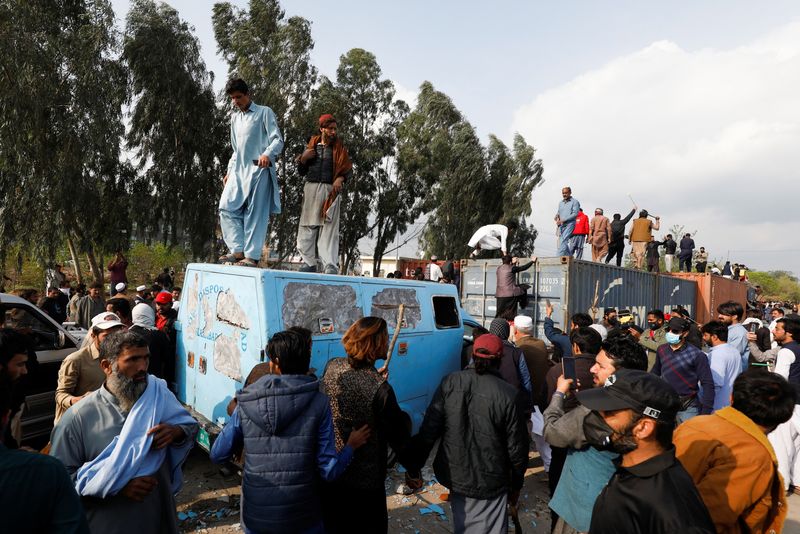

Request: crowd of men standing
left=556, top=186, right=711, bottom=273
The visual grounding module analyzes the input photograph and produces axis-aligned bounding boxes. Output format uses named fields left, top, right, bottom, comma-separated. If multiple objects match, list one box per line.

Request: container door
left=178, top=268, right=263, bottom=426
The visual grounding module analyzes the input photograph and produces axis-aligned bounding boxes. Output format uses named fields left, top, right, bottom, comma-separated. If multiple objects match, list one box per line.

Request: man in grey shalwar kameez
left=50, top=331, right=197, bottom=534
left=296, top=114, right=353, bottom=274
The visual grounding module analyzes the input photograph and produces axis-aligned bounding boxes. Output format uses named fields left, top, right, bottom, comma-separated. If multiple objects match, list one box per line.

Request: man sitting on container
left=50, top=331, right=197, bottom=534
left=495, top=255, right=536, bottom=318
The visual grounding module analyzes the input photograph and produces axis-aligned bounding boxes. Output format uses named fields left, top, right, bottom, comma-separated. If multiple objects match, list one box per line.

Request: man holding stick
left=629, top=209, right=660, bottom=270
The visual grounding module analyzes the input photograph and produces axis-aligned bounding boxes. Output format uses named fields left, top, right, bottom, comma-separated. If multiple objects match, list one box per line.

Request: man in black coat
left=605, top=208, right=636, bottom=267
left=409, top=334, right=528, bottom=532
left=679, top=233, right=696, bottom=272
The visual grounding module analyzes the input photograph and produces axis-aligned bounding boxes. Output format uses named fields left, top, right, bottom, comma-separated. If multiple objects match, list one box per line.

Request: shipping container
left=460, top=257, right=697, bottom=342
left=666, top=272, right=749, bottom=325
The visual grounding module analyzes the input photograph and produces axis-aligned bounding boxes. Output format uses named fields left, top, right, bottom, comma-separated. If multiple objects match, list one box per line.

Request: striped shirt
left=652, top=342, right=715, bottom=414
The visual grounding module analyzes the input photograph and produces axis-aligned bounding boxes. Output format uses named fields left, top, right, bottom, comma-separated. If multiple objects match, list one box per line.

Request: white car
left=1, top=293, right=83, bottom=443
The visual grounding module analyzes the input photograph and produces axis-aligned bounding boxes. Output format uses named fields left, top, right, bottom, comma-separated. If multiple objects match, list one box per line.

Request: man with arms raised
left=50, top=331, right=197, bottom=533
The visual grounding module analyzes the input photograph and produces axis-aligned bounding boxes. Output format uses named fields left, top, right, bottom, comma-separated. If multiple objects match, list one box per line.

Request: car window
left=3, top=305, right=65, bottom=350
left=432, top=296, right=459, bottom=329
left=281, top=282, right=363, bottom=335
left=370, top=288, right=421, bottom=329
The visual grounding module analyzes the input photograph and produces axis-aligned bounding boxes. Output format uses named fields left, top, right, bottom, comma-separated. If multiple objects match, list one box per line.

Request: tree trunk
left=67, top=234, right=83, bottom=285
left=86, top=245, right=103, bottom=284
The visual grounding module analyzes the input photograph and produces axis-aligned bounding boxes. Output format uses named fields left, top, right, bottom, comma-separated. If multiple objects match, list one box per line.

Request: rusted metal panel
left=667, top=272, right=749, bottom=325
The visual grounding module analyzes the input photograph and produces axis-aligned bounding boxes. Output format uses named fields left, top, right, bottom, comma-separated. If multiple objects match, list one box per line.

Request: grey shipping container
left=460, top=257, right=697, bottom=343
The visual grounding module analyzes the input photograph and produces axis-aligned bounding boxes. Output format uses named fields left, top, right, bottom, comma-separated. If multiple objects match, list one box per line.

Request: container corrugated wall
left=460, top=257, right=697, bottom=343
left=667, top=272, right=748, bottom=325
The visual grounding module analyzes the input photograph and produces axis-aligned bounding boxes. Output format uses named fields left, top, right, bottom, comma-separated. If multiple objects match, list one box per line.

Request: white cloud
left=512, top=21, right=800, bottom=272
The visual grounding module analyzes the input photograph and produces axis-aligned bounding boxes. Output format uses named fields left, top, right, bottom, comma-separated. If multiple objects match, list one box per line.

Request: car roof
left=0, top=293, right=33, bottom=305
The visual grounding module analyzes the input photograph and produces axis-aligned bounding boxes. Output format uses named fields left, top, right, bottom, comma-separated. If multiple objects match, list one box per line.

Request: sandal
left=235, top=258, right=258, bottom=267
left=218, top=253, right=242, bottom=264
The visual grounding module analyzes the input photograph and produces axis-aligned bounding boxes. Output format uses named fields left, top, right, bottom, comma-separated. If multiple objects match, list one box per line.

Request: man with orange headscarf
left=296, top=114, right=353, bottom=274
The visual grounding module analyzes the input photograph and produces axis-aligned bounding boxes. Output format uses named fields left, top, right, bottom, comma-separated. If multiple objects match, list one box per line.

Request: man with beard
left=50, top=331, right=197, bottom=533
left=629, top=210, right=660, bottom=270
left=543, top=332, right=647, bottom=534
left=577, top=368, right=715, bottom=534
left=73, top=282, right=106, bottom=330
left=296, top=114, right=353, bottom=274
left=0, top=329, right=31, bottom=448
left=717, top=300, right=750, bottom=371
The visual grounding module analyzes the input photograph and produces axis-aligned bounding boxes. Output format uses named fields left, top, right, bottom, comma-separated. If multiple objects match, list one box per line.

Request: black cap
left=576, top=368, right=680, bottom=422
left=667, top=316, right=688, bottom=332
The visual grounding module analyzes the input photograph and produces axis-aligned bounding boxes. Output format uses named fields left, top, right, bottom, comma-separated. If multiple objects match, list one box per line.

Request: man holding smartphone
left=218, top=78, right=284, bottom=267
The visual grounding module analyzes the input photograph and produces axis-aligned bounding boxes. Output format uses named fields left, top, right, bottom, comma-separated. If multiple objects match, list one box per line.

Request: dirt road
left=175, top=447, right=552, bottom=533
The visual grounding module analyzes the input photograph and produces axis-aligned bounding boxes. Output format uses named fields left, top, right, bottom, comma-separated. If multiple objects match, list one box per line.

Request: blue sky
left=110, top=1, right=800, bottom=274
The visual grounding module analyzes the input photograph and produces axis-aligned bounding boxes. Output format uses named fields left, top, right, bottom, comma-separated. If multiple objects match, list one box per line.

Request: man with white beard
left=50, top=331, right=197, bottom=533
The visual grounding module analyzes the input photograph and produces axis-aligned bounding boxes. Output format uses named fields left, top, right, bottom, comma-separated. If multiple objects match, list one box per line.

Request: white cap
left=589, top=323, right=608, bottom=341
left=115, top=282, right=126, bottom=292
left=136, top=285, right=147, bottom=292
left=513, top=315, right=534, bottom=330
left=90, top=312, right=125, bottom=331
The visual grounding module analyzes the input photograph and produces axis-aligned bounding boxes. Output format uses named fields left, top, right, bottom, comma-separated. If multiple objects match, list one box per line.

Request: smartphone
left=252, top=159, right=259, bottom=165
left=562, top=356, right=577, bottom=381
left=748, top=322, right=759, bottom=333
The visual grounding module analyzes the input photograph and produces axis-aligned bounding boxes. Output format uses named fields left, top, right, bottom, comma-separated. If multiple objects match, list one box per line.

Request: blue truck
left=175, top=263, right=480, bottom=450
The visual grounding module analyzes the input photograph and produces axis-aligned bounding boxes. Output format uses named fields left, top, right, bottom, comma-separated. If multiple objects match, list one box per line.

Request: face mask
left=647, top=321, right=658, bottom=330
left=665, top=332, right=682, bottom=345
left=609, top=419, right=641, bottom=455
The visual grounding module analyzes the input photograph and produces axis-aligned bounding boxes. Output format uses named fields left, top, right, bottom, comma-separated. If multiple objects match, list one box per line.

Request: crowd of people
left=554, top=186, right=715, bottom=273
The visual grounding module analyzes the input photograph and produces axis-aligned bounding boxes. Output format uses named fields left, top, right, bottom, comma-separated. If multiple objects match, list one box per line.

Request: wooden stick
left=590, top=280, right=600, bottom=320
left=379, top=304, right=405, bottom=375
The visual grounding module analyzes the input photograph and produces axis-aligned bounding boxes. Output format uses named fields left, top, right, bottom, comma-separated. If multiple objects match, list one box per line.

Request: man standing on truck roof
left=218, top=78, right=284, bottom=268
left=555, top=186, right=580, bottom=257
left=296, top=114, right=353, bottom=274
left=50, top=330, right=197, bottom=534
left=589, top=208, right=612, bottom=262
left=629, top=209, right=660, bottom=270
left=605, top=207, right=636, bottom=267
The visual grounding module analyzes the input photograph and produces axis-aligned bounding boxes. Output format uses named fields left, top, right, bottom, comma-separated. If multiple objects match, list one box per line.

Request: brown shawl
left=307, top=135, right=353, bottom=218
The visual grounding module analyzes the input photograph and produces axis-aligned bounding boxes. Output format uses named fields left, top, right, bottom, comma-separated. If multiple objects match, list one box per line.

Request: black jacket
left=410, top=368, right=529, bottom=499
left=663, top=239, right=677, bottom=254
left=679, top=237, right=695, bottom=258
left=610, top=209, right=636, bottom=243
left=590, top=447, right=714, bottom=534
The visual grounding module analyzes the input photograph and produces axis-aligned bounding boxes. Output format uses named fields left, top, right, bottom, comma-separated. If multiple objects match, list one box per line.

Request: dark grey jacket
left=410, top=368, right=529, bottom=499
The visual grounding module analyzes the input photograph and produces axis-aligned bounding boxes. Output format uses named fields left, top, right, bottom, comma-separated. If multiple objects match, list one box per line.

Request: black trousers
left=605, top=241, right=624, bottom=266
left=496, top=293, right=529, bottom=318
left=322, top=483, right=388, bottom=534
left=548, top=446, right=569, bottom=532
left=680, top=256, right=692, bottom=271
left=696, top=261, right=707, bottom=273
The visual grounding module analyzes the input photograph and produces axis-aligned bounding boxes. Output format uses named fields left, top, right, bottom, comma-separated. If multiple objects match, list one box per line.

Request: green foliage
left=124, top=0, right=226, bottom=257
left=749, top=271, right=800, bottom=302
left=0, top=0, right=128, bottom=265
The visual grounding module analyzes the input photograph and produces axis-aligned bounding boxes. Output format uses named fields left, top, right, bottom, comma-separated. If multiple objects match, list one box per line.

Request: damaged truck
left=174, top=263, right=481, bottom=451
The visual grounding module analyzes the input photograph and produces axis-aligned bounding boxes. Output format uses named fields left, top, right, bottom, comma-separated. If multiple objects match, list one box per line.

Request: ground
left=175, top=447, right=552, bottom=533
left=175, top=446, right=800, bottom=534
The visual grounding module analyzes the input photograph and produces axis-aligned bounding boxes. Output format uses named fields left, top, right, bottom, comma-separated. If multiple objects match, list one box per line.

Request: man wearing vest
left=495, top=255, right=537, bottom=318
left=210, top=329, right=370, bottom=533
left=767, top=316, right=800, bottom=493
left=629, top=210, right=660, bottom=270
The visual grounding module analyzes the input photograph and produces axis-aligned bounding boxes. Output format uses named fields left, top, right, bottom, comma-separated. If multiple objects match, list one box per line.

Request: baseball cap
left=90, top=312, right=125, bottom=331
left=154, top=291, right=173, bottom=304
left=513, top=315, right=533, bottom=330
left=136, top=285, right=147, bottom=292
left=667, top=316, right=688, bottom=332
left=576, top=368, right=680, bottom=421
left=472, top=334, right=503, bottom=359
left=115, top=282, right=126, bottom=292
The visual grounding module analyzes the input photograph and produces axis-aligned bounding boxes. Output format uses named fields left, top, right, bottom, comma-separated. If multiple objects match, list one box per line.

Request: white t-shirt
left=426, top=263, right=443, bottom=282
left=467, top=224, right=509, bottom=253
left=773, top=347, right=796, bottom=379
